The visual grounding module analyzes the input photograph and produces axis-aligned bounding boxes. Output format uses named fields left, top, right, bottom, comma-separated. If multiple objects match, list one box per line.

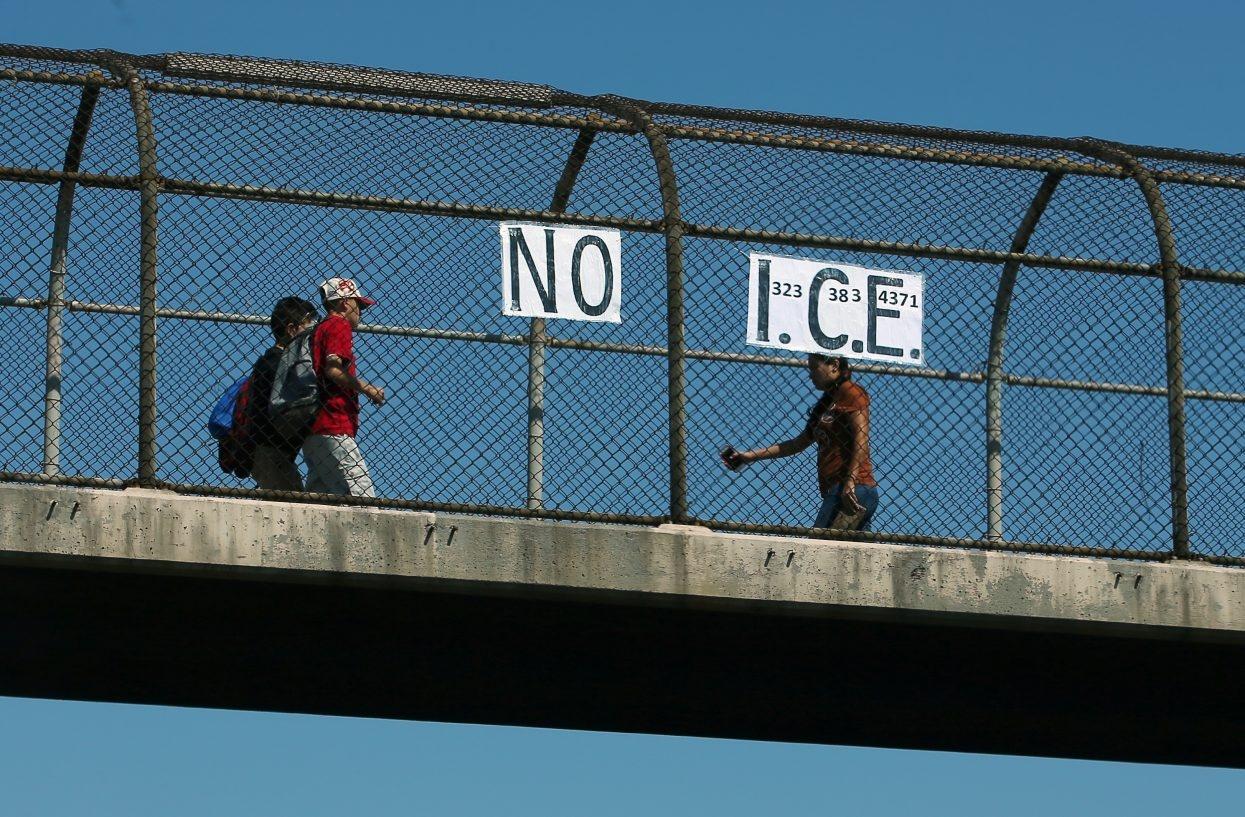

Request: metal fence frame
left=2, top=44, right=1243, bottom=565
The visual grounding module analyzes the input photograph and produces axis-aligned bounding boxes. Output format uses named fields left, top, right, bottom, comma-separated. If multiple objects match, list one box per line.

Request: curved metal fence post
left=592, top=97, right=689, bottom=522
left=527, top=124, right=598, bottom=509
left=43, top=84, right=100, bottom=476
left=109, top=60, right=162, bottom=487
left=1073, top=139, right=1189, bottom=558
left=985, top=171, right=1064, bottom=540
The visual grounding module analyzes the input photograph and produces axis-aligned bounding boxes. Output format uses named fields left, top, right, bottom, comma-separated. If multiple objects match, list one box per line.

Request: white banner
left=500, top=222, right=622, bottom=323
left=746, top=253, right=924, bottom=365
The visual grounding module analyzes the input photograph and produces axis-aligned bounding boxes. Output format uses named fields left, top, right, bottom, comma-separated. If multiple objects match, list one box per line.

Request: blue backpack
left=208, top=375, right=254, bottom=477
left=208, top=375, right=250, bottom=440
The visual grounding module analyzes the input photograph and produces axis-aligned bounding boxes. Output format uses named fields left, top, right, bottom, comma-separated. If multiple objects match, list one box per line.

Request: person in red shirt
left=302, top=277, right=387, bottom=497
left=723, top=354, right=879, bottom=530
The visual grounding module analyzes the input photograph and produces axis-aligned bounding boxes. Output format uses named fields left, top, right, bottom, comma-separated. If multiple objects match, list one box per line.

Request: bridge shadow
left=1, top=559, right=1241, bottom=768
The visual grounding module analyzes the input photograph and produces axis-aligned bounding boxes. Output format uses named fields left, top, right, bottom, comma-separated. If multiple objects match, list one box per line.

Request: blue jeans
left=813, top=483, right=879, bottom=531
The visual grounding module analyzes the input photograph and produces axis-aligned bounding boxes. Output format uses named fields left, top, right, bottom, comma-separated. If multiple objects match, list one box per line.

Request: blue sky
left=3, top=0, right=1244, bottom=814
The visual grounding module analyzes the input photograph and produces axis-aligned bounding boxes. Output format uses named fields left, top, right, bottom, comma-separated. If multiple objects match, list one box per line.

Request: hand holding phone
left=720, top=446, right=748, bottom=472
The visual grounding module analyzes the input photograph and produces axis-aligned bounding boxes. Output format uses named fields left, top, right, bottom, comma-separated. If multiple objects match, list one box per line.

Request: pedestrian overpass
left=3, top=480, right=1243, bottom=767
left=1, top=46, right=1243, bottom=767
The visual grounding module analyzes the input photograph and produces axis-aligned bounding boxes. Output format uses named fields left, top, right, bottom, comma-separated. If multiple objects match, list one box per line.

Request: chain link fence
left=2, top=45, right=1243, bottom=564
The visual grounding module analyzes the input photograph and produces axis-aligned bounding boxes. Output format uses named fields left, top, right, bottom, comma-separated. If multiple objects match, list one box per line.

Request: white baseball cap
left=318, top=277, right=376, bottom=308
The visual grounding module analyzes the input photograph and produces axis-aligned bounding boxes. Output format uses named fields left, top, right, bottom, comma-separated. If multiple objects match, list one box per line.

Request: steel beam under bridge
left=1, top=481, right=1243, bottom=768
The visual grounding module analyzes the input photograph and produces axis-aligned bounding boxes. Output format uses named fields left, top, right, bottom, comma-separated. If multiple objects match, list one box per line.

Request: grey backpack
left=268, top=321, right=322, bottom=442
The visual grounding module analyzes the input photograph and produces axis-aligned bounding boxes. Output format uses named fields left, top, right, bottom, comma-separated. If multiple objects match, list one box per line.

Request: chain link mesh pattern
left=1, top=45, right=1243, bottom=564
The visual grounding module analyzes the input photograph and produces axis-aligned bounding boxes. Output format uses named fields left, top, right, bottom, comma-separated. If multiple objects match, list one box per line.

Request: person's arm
left=839, top=409, right=870, bottom=513
left=727, top=431, right=814, bottom=469
left=323, top=355, right=386, bottom=405
left=317, top=321, right=385, bottom=406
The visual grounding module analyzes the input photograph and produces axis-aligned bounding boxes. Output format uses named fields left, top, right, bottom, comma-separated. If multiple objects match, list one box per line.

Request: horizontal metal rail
left=0, top=67, right=120, bottom=89
left=0, top=471, right=129, bottom=489
left=7, top=77, right=1240, bottom=192
left=5, top=78, right=1241, bottom=198
left=158, top=177, right=665, bottom=231
left=685, top=224, right=1245, bottom=284
left=659, top=123, right=1245, bottom=191
left=3, top=169, right=1242, bottom=287
left=0, top=471, right=665, bottom=525
left=1179, top=266, right=1245, bottom=285
left=143, top=79, right=634, bottom=134
left=7, top=295, right=1245, bottom=403
left=1200, top=554, right=1245, bottom=568
left=0, top=45, right=164, bottom=71
left=160, top=52, right=560, bottom=108
left=5, top=46, right=1242, bottom=179
left=156, top=480, right=665, bottom=526
left=8, top=42, right=1241, bottom=175
left=0, top=166, right=141, bottom=189
left=1151, top=170, right=1245, bottom=190
left=1112, top=144, right=1245, bottom=172
left=660, top=122, right=1120, bottom=178
left=0, top=168, right=1199, bottom=279
left=682, top=223, right=1156, bottom=275
left=1001, top=373, right=1245, bottom=403
left=648, top=100, right=1245, bottom=174
left=682, top=348, right=988, bottom=383
left=1, top=169, right=658, bottom=235
left=8, top=71, right=1239, bottom=191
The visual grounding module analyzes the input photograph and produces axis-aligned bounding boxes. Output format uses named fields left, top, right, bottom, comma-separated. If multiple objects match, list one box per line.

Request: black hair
left=808, top=353, right=852, bottom=380
left=269, top=296, right=318, bottom=341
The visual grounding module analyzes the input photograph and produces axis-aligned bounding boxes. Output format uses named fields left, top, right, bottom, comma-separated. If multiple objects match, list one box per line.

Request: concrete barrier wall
left=3, top=482, right=1242, bottom=638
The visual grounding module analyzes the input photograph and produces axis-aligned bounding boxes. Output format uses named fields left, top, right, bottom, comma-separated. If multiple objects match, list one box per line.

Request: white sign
left=747, top=253, right=924, bottom=365
left=500, top=222, right=622, bottom=323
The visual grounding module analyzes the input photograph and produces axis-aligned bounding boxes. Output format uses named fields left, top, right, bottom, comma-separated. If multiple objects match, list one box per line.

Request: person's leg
left=813, top=485, right=842, bottom=528
left=251, top=445, right=304, bottom=492
left=854, top=484, right=880, bottom=531
left=814, top=483, right=879, bottom=530
left=333, top=436, right=376, bottom=498
left=276, top=450, right=304, bottom=492
left=302, top=435, right=373, bottom=497
left=302, top=434, right=346, bottom=495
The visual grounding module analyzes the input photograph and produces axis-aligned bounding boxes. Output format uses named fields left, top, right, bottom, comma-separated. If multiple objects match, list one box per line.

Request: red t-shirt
left=309, top=314, right=360, bottom=437
left=804, top=380, right=876, bottom=495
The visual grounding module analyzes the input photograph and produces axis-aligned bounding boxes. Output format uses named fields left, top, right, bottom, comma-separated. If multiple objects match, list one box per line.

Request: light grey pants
left=302, top=434, right=375, bottom=498
left=251, top=444, right=303, bottom=492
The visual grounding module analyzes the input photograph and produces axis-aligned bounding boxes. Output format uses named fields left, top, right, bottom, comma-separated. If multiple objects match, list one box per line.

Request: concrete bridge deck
left=2, top=481, right=1243, bottom=767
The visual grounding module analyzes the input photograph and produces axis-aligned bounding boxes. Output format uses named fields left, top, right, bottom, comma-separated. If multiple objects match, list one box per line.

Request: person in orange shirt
left=723, top=354, right=879, bottom=530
